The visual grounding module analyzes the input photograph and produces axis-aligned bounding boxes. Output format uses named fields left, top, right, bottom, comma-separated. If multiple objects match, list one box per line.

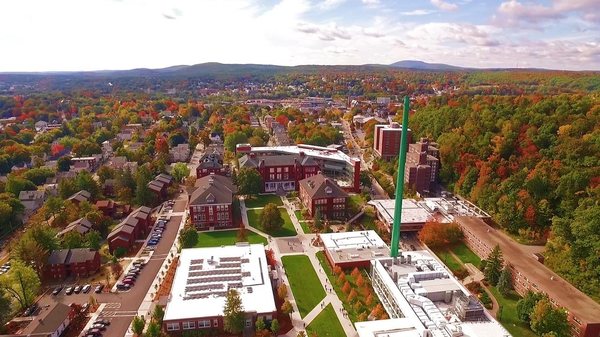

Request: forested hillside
left=409, top=93, right=600, bottom=301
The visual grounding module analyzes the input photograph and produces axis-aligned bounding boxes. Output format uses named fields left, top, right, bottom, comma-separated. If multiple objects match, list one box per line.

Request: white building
left=162, top=244, right=277, bottom=333
left=364, top=250, right=511, bottom=337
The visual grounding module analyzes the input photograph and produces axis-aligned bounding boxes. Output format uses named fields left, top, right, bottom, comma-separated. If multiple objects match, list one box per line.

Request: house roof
left=25, top=302, right=71, bottom=335
left=198, top=152, right=223, bottom=169
left=95, top=200, right=115, bottom=208
left=239, top=154, right=319, bottom=168
left=47, top=249, right=71, bottom=265
left=190, top=175, right=236, bottom=206
left=67, top=190, right=91, bottom=202
left=57, top=218, right=93, bottom=236
left=47, top=248, right=97, bottom=265
left=18, top=190, right=46, bottom=201
left=299, top=173, right=348, bottom=199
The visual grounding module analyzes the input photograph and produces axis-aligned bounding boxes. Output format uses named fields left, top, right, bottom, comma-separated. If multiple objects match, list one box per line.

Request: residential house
left=67, top=190, right=91, bottom=205
left=196, top=150, right=225, bottom=178
left=19, top=190, right=47, bottom=216
left=44, top=248, right=101, bottom=280
left=107, top=206, right=153, bottom=253
left=57, top=218, right=94, bottom=237
left=95, top=200, right=116, bottom=217
left=15, top=302, right=75, bottom=337
left=170, top=143, right=190, bottom=162
left=299, top=173, right=348, bottom=220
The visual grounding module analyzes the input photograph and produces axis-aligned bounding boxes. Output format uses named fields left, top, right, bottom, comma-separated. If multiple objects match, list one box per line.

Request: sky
left=0, top=0, right=599, bottom=72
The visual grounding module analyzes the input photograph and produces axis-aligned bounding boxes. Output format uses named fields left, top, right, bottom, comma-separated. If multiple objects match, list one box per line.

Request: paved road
left=37, top=195, right=188, bottom=337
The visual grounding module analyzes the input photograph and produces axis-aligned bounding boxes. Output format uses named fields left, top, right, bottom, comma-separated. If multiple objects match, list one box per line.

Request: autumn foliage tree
left=418, top=221, right=463, bottom=249
left=342, top=281, right=351, bottom=294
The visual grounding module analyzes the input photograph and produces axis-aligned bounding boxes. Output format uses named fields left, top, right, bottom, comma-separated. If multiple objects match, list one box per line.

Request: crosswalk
left=99, top=303, right=137, bottom=318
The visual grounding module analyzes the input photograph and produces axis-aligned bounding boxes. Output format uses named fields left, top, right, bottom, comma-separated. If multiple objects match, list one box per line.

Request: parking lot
left=34, top=194, right=189, bottom=337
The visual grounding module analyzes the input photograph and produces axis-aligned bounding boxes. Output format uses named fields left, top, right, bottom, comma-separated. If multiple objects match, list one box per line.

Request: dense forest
left=409, top=93, right=600, bottom=301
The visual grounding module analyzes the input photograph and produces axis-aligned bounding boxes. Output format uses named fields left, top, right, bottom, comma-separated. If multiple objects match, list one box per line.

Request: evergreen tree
left=271, top=319, right=280, bottom=335
left=484, top=245, right=503, bottom=286
left=131, top=315, right=145, bottom=336
left=497, top=265, right=513, bottom=296
left=516, top=291, right=543, bottom=323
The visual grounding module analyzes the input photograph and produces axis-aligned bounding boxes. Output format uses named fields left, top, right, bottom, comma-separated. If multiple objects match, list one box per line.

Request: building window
left=182, top=321, right=196, bottom=330
left=197, top=320, right=211, bottom=328
left=213, top=319, right=218, bottom=327
left=167, top=323, right=180, bottom=331
left=246, top=320, right=252, bottom=327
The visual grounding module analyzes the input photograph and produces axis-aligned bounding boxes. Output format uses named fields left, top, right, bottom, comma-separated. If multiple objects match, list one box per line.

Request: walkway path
left=240, top=195, right=357, bottom=337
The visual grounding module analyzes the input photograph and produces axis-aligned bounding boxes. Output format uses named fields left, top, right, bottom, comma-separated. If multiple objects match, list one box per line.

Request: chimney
left=249, top=153, right=256, bottom=159
left=299, top=151, right=305, bottom=157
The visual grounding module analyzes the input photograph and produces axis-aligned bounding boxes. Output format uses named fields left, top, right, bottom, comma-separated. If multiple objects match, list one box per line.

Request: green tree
left=224, top=131, right=248, bottom=152
left=255, top=316, right=266, bottom=332
left=146, top=321, right=160, bottom=337
left=23, top=167, right=55, bottom=185
left=57, top=156, right=72, bottom=172
left=529, top=297, right=570, bottom=337
left=223, top=289, right=245, bottom=334
left=44, top=196, right=64, bottom=221
left=171, top=162, right=190, bottom=183
left=271, top=319, right=280, bottom=335
left=237, top=167, right=262, bottom=196
left=313, top=208, right=323, bottom=231
left=74, top=171, right=100, bottom=199
left=179, top=226, right=199, bottom=248
left=131, top=315, right=146, bottom=336
left=62, top=231, right=84, bottom=249
left=84, top=231, right=102, bottom=250
left=484, top=245, right=503, bottom=286
left=5, top=176, right=37, bottom=197
left=497, top=265, right=513, bottom=296
left=260, top=203, right=284, bottom=233
left=0, top=288, right=12, bottom=327
left=0, top=260, right=41, bottom=310
left=152, top=304, right=165, bottom=324
left=516, top=291, right=543, bottom=323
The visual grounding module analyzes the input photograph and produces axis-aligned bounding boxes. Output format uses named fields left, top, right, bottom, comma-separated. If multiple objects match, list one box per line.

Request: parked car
left=81, top=302, right=90, bottom=313
left=82, top=284, right=91, bottom=293
left=130, top=267, right=141, bottom=273
left=94, top=284, right=104, bottom=293
left=122, top=278, right=135, bottom=285
left=116, top=283, right=131, bottom=291
left=23, top=304, right=38, bottom=316
left=65, top=287, right=74, bottom=295
left=94, top=319, right=111, bottom=326
left=73, top=285, right=82, bottom=294
left=92, top=323, right=106, bottom=330
left=87, top=328, right=102, bottom=336
left=52, top=286, right=63, bottom=295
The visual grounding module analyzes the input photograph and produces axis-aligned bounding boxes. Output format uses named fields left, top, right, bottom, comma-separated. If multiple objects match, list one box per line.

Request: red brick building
left=299, top=173, right=348, bottom=220
left=44, top=248, right=101, bottom=280
left=189, top=174, right=237, bottom=230
left=373, top=122, right=412, bottom=160
left=239, top=152, right=320, bottom=193
left=107, top=206, right=153, bottom=253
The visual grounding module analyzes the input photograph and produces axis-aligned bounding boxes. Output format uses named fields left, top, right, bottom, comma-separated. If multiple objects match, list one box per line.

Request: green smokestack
left=390, top=96, right=410, bottom=257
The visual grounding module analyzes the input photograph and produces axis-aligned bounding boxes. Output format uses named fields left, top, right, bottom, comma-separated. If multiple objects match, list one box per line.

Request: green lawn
left=433, top=249, right=463, bottom=273
left=306, top=304, right=346, bottom=337
left=247, top=208, right=297, bottom=237
left=194, top=230, right=267, bottom=248
left=282, top=255, right=326, bottom=318
left=348, top=194, right=366, bottom=215
left=244, top=194, right=283, bottom=208
left=294, top=210, right=304, bottom=221
left=489, top=287, right=537, bottom=337
left=450, top=243, right=482, bottom=268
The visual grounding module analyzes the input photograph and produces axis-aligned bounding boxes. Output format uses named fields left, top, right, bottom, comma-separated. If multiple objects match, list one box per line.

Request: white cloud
left=400, top=9, right=435, bottom=16
left=494, top=0, right=600, bottom=26
left=430, top=0, right=458, bottom=11
left=362, top=0, right=380, bottom=4
left=318, top=0, right=346, bottom=10
left=405, top=23, right=500, bottom=47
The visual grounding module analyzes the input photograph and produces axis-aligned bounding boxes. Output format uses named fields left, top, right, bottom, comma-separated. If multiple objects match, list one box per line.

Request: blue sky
left=0, top=0, right=598, bottom=71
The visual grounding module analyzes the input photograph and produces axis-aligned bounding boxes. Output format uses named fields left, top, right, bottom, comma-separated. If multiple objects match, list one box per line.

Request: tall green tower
left=390, top=96, right=410, bottom=257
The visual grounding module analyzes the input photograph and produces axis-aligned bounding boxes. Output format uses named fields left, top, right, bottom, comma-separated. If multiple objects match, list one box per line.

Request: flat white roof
left=163, top=244, right=276, bottom=321
left=355, top=318, right=422, bottom=337
left=368, top=199, right=439, bottom=226
left=368, top=251, right=511, bottom=337
left=320, top=231, right=391, bottom=263
left=249, top=144, right=359, bottom=166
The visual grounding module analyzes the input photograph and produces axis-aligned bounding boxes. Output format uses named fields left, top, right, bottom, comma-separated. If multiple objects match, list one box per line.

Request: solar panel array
left=183, top=255, right=249, bottom=301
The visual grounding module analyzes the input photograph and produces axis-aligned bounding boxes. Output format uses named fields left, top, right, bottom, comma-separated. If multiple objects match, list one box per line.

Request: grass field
left=244, top=194, right=283, bottom=208
left=450, top=243, right=482, bottom=268
left=194, top=230, right=267, bottom=248
left=433, top=249, right=463, bottom=273
left=489, top=287, right=537, bottom=337
left=306, top=304, right=346, bottom=337
left=282, top=255, right=326, bottom=318
left=294, top=210, right=304, bottom=221
left=247, top=208, right=297, bottom=237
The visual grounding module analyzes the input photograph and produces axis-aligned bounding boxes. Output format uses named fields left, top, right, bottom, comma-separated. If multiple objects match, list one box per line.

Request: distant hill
left=390, top=60, right=465, bottom=71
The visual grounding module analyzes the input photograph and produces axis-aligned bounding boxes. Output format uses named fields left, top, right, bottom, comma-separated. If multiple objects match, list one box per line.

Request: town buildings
left=320, top=230, right=390, bottom=269
left=7, top=302, right=75, bottom=337
left=299, top=173, right=348, bottom=220
left=162, top=244, right=277, bottom=333
left=107, top=206, right=153, bottom=253
left=455, top=216, right=600, bottom=337
left=189, top=174, right=237, bottom=230
left=196, top=149, right=225, bottom=178
left=44, top=248, right=101, bottom=280
left=405, top=138, right=440, bottom=195
left=170, top=143, right=190, bottom=162
left=373, top=122, right=412, bottom=160
left=237, top=144, right=361, bottom=193
left=56, top=218, right=93, bottom=237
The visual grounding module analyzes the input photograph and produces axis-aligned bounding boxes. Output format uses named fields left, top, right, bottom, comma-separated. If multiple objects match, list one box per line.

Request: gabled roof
left=67, top=190, right=91, bottom=202
left=190, top=175, right=236, bottom=206
left=18, top=190, right=46, bottom=201
left=26, top=302, right=71, bottom=335
left=57, top=218, right=94, bottom=236
left=299, top=173, right=349, bottom=199
left=198, top=152, right=223, bottom=169
left=47, top=249, right=70, bottom=265
left=47, top=248, right=98, bottom=265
